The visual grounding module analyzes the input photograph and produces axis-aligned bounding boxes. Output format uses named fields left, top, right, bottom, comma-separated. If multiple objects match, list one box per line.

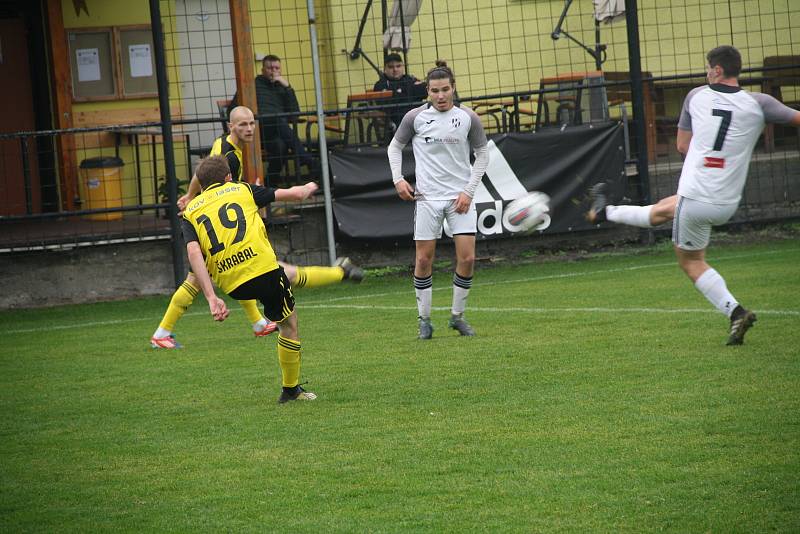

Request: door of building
left=0, top=16, right=40, bottom=215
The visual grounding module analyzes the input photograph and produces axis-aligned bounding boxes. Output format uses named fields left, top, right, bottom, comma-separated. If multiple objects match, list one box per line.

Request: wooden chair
left=761, top=55, right=800, bottom=152
left=602, top=71, right=660, bottom=161
left=535, top=71, right=600, bottom=129
left=343, top=90, right=393, bottom=146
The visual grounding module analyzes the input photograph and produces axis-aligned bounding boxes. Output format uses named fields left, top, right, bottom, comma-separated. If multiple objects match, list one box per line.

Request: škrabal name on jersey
left=215, top=246, right=259, bottom=273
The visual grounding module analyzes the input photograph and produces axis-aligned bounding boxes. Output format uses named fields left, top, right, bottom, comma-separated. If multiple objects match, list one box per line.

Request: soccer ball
left=502, top=191, right=551, bottom=233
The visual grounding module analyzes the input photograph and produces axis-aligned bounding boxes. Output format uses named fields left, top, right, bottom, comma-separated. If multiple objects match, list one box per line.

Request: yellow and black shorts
left=229, top=267, right=295, bottom=322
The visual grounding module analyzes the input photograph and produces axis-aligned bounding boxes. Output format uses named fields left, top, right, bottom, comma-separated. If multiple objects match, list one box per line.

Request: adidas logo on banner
left=444, top=140, right=538, bottom=237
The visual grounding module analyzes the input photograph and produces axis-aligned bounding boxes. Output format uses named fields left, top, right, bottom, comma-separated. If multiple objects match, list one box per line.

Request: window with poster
left=68, top=25, right=157, bottom=101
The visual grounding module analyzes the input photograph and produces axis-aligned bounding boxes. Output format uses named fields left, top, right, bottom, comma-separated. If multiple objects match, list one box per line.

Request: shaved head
left=229, top=106, right=254, bottom=123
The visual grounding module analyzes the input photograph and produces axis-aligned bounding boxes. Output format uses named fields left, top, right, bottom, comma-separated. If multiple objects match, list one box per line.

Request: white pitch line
left=3, top=304, right=799, bottom=335
left=2, top=247, right=797, bottom=335
left=303, top=304, right=800, bottom=316
left=304, top=246, right=800, bottom=305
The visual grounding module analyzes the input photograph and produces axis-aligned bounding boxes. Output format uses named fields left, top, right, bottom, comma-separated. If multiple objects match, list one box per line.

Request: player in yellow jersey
left=151, top=106, right=362, bottom=348
left=184, top=155, right=317, bottom=402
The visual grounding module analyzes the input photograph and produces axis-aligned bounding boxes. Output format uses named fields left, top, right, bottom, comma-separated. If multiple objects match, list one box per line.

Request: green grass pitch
left=1, top=237, right=799, bottom=532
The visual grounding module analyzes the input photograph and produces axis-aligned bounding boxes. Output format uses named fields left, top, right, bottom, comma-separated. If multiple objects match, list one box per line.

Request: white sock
left=694, top=268, right=739, bottom=317
left=252, top=318, right=268, bottom=332
left=414, top=275, right=433, bottom=319
left=451, top=273, right=473, bottom=316
left=606, top=205, right=654, bottom=228
left=153, top=327, right=171, bottom=338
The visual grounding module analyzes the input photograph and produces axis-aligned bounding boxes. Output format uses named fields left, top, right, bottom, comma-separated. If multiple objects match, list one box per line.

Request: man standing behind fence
left=373, top=53, right=428, bottom=130
left=230, top=55, right=315, bottom=186
left=387, top=64, right=489, bottom=339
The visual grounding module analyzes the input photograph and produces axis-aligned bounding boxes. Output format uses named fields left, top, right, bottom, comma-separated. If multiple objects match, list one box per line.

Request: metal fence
left=1, top=0, right=798, bottom=284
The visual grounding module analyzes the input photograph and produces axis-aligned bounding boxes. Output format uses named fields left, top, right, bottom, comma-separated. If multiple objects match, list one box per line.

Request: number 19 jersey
left=183, top=182, right=279, bottom=293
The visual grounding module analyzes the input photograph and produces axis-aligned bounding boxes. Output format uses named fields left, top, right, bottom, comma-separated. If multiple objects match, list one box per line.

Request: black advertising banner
left=330, top=121, right=626, bottom=240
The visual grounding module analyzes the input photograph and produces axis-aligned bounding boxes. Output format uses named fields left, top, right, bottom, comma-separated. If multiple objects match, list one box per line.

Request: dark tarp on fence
left=331, top=121, right=626, bottom=239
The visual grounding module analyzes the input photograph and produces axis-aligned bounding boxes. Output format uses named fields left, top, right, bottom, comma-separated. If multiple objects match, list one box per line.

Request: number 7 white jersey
left=676, top=84, right=796, bottom=205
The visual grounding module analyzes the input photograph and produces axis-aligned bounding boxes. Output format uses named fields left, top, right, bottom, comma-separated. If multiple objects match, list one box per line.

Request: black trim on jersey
left=252, top=184, right=277, bottom=208
left=218, top=135, right=242, bottom=181
left=709, top=83, right=741, bottom=94
left=181, top=218, right=198, bottom=243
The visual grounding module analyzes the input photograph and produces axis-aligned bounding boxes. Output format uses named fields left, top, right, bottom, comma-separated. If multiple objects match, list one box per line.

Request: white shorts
left=672, top=196, right=739, bottom=251
left=414, top=199, right=477, bottom=240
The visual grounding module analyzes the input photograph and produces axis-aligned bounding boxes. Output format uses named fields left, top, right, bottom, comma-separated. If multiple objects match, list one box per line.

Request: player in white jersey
left=591, top=46, right=799, bottom=345
left=387, top=64, right=490, bottom=339
left=587, top=49, right=799, bottom=234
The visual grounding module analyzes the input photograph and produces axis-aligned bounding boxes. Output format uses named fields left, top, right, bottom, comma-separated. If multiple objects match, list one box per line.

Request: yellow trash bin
left=80, top=156, right=124, bottom=221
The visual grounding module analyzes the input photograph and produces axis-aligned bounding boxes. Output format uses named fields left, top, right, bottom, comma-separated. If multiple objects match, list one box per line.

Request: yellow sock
left=158, top=280, right=199, bottom=331
left=277, top=335, right=301, bottom=387
left=239, top=299, right=263, bottom=325
left=292, top=266, right=344, bottom=289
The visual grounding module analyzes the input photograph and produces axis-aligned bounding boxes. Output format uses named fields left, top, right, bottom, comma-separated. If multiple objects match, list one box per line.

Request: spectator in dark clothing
left=230, top=55, right=315, bottom=186
left=373, top=53, right=428, bottom=130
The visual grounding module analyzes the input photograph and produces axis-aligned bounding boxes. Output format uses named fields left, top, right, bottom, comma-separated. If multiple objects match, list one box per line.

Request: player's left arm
left=455, top=109, right=489, bottom=214
left=751, top=92, right=800, bottom=126
left=274, top=182, right=318, bottom=202
left=179, top=174, right=201, bottom=212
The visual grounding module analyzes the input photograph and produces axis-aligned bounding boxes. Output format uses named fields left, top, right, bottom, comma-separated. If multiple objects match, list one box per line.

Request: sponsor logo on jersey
left=423, top=136, right=459, bottom=144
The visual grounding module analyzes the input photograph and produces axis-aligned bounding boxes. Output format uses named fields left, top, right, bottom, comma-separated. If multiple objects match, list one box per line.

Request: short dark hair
left=262, top=54, right=281, bottom=64
left=195, top=156, right=230, bottom=189
left=385, top=53, right=403, bottom=65
left=426, top=60, right=455, bottom=85
left=707, top=45, right=741, bottom=78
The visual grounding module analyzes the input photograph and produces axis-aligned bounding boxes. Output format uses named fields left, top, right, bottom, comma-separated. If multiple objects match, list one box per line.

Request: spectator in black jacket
left=230, top=55, right=314, bottom=186
left=373, top=53, right=428, bottom=129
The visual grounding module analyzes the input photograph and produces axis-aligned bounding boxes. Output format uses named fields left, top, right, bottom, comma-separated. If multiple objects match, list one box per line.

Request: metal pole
left=399, top=0, right=408, bottom=65
left=594, top=20, right=602, bottom=71
left=624, top=0, right=650, bottom=206
left=21, top=137, right=32, bottom=214
left=307, top=0, right=337, bottom=265
left=149, top=0, right=184, bottom=287
left=381, top=0, right=388, bottom=61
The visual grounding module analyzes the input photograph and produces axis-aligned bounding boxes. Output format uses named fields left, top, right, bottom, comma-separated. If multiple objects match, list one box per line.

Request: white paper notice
left=77, top=48, right=101, bottom=82
left=129, top=44, right=153, bottom=78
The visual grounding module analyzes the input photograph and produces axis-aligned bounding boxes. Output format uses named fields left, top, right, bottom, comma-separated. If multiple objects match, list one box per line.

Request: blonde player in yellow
left=184, top=155, right=318, bottom=402
left=150, top=106, right=361, bottom=348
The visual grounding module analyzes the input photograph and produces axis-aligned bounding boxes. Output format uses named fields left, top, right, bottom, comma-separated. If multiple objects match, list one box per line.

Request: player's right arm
left=675, top=87, right=701, bottom=155
left=676, top=129, right=692, bottom=155
left=181, top=218, right=229, bottom=321
left=388, top=109, right=417, bottom=201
